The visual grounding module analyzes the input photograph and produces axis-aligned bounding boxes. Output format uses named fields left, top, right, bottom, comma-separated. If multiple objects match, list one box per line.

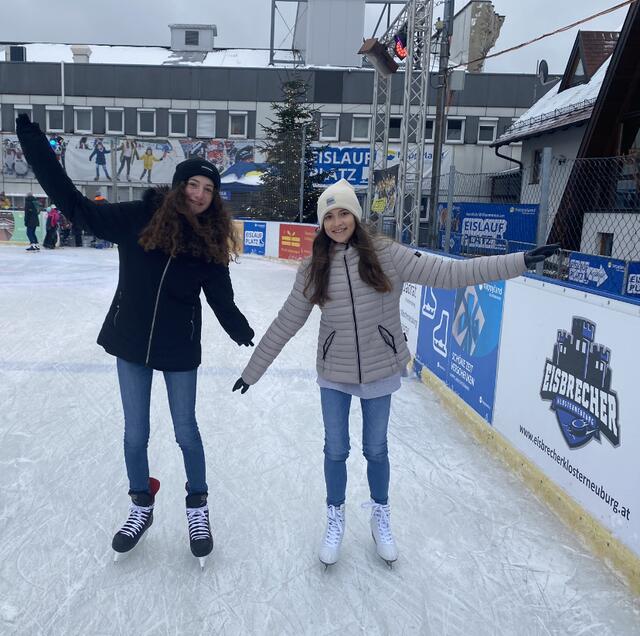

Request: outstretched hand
left=16, top=113, right=38, bottom=135
left=232, top=377, right=250, bottom=394
left=524, top=243, right=560, bottom=268
left=237, top=340, right=254, bottom=347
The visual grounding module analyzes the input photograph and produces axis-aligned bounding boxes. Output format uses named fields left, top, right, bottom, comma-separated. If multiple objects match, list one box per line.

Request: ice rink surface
left=1, top=244, right=639, bottom=635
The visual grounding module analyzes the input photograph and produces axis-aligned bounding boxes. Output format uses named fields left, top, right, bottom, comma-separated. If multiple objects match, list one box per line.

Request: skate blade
left=371, top=532, right=397, bottom=568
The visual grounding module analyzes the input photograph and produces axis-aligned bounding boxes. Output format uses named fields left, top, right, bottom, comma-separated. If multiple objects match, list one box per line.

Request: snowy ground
left=1, top=244, right=639, bottom=635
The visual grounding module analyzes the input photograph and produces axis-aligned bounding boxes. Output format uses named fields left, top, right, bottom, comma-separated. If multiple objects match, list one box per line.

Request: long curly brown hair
left=304, top=220, right=392, bottom=306
left=138, top=184, right=239, bottom=263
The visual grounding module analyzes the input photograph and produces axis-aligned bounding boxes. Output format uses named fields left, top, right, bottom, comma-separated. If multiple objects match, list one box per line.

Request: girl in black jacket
left=16, top=115, right=254, bottom=566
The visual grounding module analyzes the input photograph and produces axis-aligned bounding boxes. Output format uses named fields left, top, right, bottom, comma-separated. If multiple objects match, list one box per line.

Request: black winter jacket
left=17, top=117, right=254, bottom=371
left=24, top=195, right=39, bottom=228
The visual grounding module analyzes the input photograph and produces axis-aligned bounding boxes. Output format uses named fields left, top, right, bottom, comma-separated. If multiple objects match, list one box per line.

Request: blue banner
left=437, top=202, right=538, bottom=255
left=313, top=146, right=371, bottom=186
left=624, top=261, right=640, bottom=298
left=567, top=253, right=626, bottom=295
left=415, top=279, right=506, bottom=423
left=243, top=221, right=266, bottom=255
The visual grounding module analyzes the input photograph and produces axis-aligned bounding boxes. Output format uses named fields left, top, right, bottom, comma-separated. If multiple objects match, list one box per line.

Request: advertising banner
left=371, top=165, right=399, bottom=217
left=567, top=253, right=626, bottom=295
left=243, top=221, right=267, bottom=256
left=624, top=261, right=640, bottom=298
left=399, top=282, right=422, bottom=357
left=0, top=210, right=28, bottom=242
left=278, top=223, right=316, bottom=260
left=1, top=133, right=263, bottom=189
left=493, top=278, right=640, bottom=555
left=232, top=220, right=244, bottom=254
left=415, top=279, right=506, bottom=422
left=438, top=202, right=539, bottom=254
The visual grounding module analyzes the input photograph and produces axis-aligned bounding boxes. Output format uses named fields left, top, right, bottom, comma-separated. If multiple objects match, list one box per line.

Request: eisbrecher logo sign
left=540, top=317, right=619, bottom=449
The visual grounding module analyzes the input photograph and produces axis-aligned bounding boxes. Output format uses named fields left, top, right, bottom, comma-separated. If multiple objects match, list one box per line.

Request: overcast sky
left=0, top=0, right=628, bottom=74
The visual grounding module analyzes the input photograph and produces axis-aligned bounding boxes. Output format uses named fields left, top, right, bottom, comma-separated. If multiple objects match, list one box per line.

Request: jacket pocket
left=113, top=291, right=123, bottom=327
left=189, top=306, right=196, bottom=341
left=377, top=325, right=397, bottom=354
left=322, top=330, right=336, bottom=360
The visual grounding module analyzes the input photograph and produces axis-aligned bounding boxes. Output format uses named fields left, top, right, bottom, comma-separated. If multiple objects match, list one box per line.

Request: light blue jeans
left=320, top=387, right=391, bottom=507
left=116, top=358, right=207, bottom=495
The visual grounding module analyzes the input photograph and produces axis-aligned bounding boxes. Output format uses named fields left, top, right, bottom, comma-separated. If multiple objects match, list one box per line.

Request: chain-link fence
left=428, top=153, right=640, bottom=286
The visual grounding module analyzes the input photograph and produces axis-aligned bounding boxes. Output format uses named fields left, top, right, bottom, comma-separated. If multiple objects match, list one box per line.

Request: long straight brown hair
left=304, top=220, right=392, bottom=306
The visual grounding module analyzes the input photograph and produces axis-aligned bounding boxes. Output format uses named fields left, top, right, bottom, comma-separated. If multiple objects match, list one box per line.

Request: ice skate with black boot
left=364, top=500, right=398, bottom=568
left=318, top=504, right=345, bottom=569
left=186, top=490, right=213, bottom=569
left=112, top=477, right=160, bottom=562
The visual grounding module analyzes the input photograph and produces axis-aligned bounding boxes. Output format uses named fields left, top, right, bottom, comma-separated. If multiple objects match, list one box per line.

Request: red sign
left=278, top=223, right=317, bottom=260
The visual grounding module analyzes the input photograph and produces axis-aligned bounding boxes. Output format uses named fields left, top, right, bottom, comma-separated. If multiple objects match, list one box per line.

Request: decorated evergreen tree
left=257, top=79, right=333, bottom=223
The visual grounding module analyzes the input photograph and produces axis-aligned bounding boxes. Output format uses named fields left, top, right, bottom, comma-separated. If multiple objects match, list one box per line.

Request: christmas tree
left=256, top=79, right=333, bottom=223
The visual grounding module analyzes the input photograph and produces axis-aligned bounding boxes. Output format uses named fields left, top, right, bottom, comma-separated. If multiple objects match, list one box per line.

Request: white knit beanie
left=317, top=179, right=362, bottom=226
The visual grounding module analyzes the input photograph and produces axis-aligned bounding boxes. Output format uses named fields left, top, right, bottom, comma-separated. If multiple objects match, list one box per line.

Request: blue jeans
left=116, top=358, right=207, bottom=495
left=26, top=227, right=38, bottom=244
left=320, top=387, right=391, bottom=507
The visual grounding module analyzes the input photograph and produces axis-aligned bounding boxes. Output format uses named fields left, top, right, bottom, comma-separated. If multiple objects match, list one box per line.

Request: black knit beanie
left=172, top=159, right=221, bottom=190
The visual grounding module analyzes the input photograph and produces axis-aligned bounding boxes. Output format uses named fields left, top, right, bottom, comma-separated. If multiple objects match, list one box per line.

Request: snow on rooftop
left=20, top=43, right=298, bottom=68
left=496, top=55, right=611, bottom=145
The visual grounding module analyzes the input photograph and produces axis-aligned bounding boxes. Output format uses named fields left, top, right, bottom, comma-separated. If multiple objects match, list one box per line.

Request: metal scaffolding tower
left=364, top=0, right=434, bottom=244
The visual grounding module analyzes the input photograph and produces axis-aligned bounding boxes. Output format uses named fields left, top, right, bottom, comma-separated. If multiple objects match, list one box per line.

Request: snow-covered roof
left=494, top=55, right=611, bottom=146
left=7, top=43, right=299, bottom=68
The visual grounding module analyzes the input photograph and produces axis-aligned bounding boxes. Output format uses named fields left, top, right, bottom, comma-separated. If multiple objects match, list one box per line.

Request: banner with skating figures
left=1, top=133, right=264, bottom=189
left=371, top=165, right=399, bottom=217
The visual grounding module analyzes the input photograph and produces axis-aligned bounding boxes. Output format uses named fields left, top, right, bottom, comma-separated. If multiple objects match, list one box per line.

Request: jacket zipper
left=343, top=254, right=362, bottom=383
left=145, top=257, right=172, bottom=365
left=113, top=290, right=122, bottom=327
left=190, top=306, right=196, bottom=341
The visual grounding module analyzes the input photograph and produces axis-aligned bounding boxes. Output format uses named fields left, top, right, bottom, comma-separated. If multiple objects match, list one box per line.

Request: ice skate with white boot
left=364, top=500, right=398, bottom=568
left=186, top=490, right=213, bottom=569
left=112, top=477, right=160, bottom=562
left=318, top=504, right=345, bottom=569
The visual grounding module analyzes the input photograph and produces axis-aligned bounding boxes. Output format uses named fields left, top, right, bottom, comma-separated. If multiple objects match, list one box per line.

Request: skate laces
left=119, top=503, right=153, bottom=538
left=187, top=505, right=211, bottom=541
left=323, top=505, right=344, bottom=547
left=363, top=501, right=394, bottom=544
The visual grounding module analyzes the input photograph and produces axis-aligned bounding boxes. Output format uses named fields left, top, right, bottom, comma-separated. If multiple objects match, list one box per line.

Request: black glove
left=524, top=243, right=560, bottom=268
left=232, top=377, right=250, bottom=394
left=237, top=340, right=254, bottom=347
left=16, top=113, right=38, bottom=135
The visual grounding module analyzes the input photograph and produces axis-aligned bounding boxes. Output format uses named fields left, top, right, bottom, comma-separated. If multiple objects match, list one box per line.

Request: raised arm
left=239, top=263, right=314, bottom=387
left=16, top=115, right=144, bottom=243
left=388, top=241, right=528, bottom=289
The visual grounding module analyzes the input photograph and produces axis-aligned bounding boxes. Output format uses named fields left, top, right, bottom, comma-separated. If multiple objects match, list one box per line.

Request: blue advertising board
left=625, top=261, right=640, bottom=298
left=314, top=146, right=371, bottom=186
left=415, top=279, right=506, bottom=423
left=243, top=221, right=266, bottom=255
left=437, top=202, right=538, bottom=255
left=567, top=253, right=626, bottom=295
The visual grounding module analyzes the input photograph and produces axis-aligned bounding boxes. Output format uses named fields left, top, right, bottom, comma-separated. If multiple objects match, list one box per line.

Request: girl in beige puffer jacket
left=234, top=178, right=557, bottom=567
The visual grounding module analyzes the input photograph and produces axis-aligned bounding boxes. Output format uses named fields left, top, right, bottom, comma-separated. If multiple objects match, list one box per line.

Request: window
left=477, top=118, right=497, bottom=144
left=229, top=112, right=248, bottom=139
left=531, top=149, right=542, bottom=184
left=320, top=115, right=340, bottom=142
left=46, top=107, right=64, bottom=132
left=425, top=118, right=435, bottom=142
left=196, top=110, right=216, bottom=138
left=445, top=118, right=465, bottom=143
left=185, top=30, right=199, bottom=46
left=74, top=107, right=93, bottom=133
left=14, top=105, right=33, bottom=120
left=137, top=109, right=156, bottom=135
left=351, top=115, right=371, bottom=142
left=106, top=108, right=124, bottom=134
left=389, top=116, right=402, bottom=141
left=598, top=232, right=614, bottom=257
left=169, top=110, right=187, bottom=136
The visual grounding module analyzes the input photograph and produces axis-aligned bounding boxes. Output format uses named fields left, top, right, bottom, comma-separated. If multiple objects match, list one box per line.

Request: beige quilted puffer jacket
left=241, top=240, right=526, bottom=385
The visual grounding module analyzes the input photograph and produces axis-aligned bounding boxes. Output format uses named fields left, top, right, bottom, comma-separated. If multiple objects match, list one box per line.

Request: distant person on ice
left=16, top=114, right=254, bottom=568
left=24, top=192, right=41, bottom=251
left=233, top=178, right=558, bottom=568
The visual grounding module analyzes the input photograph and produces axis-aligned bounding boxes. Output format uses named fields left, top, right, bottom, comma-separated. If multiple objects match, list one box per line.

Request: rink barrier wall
left=418, top=365, right=640, bottom=597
